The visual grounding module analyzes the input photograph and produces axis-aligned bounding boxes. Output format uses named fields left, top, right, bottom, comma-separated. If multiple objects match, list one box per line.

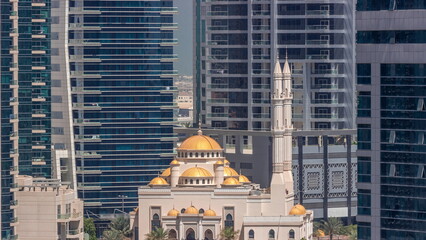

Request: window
left=199, top=208, right=204, bottom=214
left=248, top=230, right=254, bottom=239
left=268, top=229, right=275, bottom=239
left=289, top=229, right=295, bottom=239
left=225, top=214, right=234, bottom=228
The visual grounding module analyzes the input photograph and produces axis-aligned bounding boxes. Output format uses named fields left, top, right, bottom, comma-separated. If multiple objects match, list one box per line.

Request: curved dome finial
left=198, top=114, right=202, bottom=135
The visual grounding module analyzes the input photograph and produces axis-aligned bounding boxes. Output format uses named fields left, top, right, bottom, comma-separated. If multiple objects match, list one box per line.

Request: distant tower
left=270, top=54, right=294, bottom=214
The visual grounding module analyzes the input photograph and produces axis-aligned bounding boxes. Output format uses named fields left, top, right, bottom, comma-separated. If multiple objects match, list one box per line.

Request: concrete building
left=356, top=2, right=426, bottom=239
left=194, top=0, right=356, bottom=131
left=132, top=58, right=314, bottom=240
left=14, top=176, right=83, bottom=240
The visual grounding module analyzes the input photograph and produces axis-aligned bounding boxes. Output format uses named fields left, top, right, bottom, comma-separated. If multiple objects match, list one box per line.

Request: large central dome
left=178, top=134, right=222, bottom=150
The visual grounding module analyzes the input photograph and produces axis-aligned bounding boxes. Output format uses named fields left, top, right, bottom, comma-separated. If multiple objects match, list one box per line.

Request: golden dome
left=215, top=160, right=224, bottom=165
left=170, top=160, right=180, bottom=165
left=184, top=206, right=198, bottom=214
left=178, top=134, right=222, bottom=150
left=160, top=168, right=171, bottom=177
left=222, top=177, right=241, bottom=185
left=204, top=209, right=217, bottom=216
left=316, top=230, right=325, bottom=237
left=289, top=204, right=307, bottom=215
left=149, top=177, right=168, bottom=185
left=167, top=209, right=179, bottom=217
left=181, top=167, right=213, bottom=178
left=224, top=167, right=239, bottom=177
left=224, top=159, right=230, bottom=165
left=238, top=175, right=251, bottom=183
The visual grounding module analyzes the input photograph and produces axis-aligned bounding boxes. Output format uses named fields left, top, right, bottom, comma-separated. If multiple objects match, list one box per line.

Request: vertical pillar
left=347, top=135, right=352, bottom=224
left=298, top=136, right=304, bottom=204
left=323, top=135, right=329, bottom=220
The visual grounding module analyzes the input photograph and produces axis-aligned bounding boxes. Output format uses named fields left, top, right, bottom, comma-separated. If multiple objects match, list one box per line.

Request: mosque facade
left=131, top=57, right=314, bottom=240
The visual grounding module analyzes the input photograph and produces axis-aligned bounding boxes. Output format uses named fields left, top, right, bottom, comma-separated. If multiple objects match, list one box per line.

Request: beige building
left=14, top=176, right=84, bottom=240
left=132, top=58, right=314, bottom=240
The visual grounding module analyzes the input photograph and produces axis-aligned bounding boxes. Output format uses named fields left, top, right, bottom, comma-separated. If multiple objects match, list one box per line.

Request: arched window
left=225, top=214, right=234, bottom=228
left=201, top=153, right=204, bottom=157
left=199, top=208, right=205, bottom=214
left=196, top=179, right=199, bottom=184
left=248, top=229, right=255, bottom=239
left=207, top=153, right=210, bottom=157
left=151, top=214, right=161, bottom=231
left=190, top=179, right=193, bottom=184
left=190, top=153, right=193, bottom=157
left=289, top=229, right=295, bottom=239
left=169, top=229, right=177, bottom=240
left=185, top=153, right=188, bottom=158
left=186, top=228, right=195, bottom=240
left=181, top=208, right=186, bottom=213
left=185, top=179, right=188, bottom=184
left=268, top=229, right=275, bottom=239
left=195, top=153, right=198, bottom=157
left=216, top=152, right=219, bottom=157
left=205, top=229, right=213, bottom=240
left=202, top=179, right=205, bottom=184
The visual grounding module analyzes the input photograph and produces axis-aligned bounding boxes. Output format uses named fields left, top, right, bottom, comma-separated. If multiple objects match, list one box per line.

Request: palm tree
left=319, top=217, right=343, bottom=240
left=109, top=216, right=132, bottom=238
left=102, top=229, right=124, bottom=240
left=218, top=227, right=240, bottom=240
left=145, top=227, right=169, bottom=240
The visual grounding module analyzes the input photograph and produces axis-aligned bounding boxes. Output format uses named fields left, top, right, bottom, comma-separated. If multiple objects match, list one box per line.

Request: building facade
left=132, top=58, right=314, bottom=240
left=68, top=0, right=178, bottom=216
left=194, top=0, right=356, bottom=131
left=14, top=176, right=83, bottom=240
left=356, top=1, right=426, bottom=239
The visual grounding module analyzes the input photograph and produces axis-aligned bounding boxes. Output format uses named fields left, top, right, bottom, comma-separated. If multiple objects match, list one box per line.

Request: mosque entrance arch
left=186, top=228, right=196, bottom=240
left=204, top=229, right=213, bottom=240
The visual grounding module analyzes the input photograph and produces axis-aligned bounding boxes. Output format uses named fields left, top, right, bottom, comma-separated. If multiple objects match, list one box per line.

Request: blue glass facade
left=69, top=0, right=177, bottom=215
left=357, top=3, right=426, bottom=239
left=1, top=0, right=15, bottom=237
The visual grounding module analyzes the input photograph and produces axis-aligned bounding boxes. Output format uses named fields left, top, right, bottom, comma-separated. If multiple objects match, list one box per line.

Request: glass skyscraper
left=68, top=0, right=177, bottom=215
left=356, top=1, right=426, bottom=239
left=194, top=0, right=355, bottom=132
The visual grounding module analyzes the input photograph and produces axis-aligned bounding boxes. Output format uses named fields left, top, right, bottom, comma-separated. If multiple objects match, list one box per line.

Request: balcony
left=75, top=151, right=101, bottom=158
left=306, top=10, right=330, bottom=15
left=10, top=131, right=18, bottom=140
left=9, top=97, right=18, bottom=106
left=160, top=7, right=178, bottom=15
left=253, top=113, right=270, bottom=118
left=207, top=113, right=228, bottom=118
left=253, top=84, right=270, bottom=89
left=253, top=40, right=270, bottom=45
left=306, top=25, right=329, bottom=30
left=311, top=99, right=339, bottom=104
left=306, top=40, right=329, bottom=45
left=71, top=87, right=101, bottom=94
left=252, top=99, right=270, bottom=104
left=73, top=119, right=101, bottom=126
left=32, top=158, right=46, bottom=165
left=32, top=96, right=46, bottom=102
left=311, top=113, right=339, bottom=119
left=10, top=166, right=18, bottom=175
left=68, top=39, right=101, bottom=46
left=207, top=98, right=228, bottom=104
left=57, top=214, right=71, bottom=222
left=207, top=11, right=228, bottom=16
left=75, top=135, right=101, bottom=142
left=72, top=103, right=101, bottom=110
left=252, top=10, right=270, bottom=16
left=312, top=84, right=339, bottom=90
left=312, top=69, right=339, bottom=75
left=306, top=54, right=329, bottom=60
left=9, top=46, right=18, bottom=54
left=253, top=25, right=270, bottom=31
left=32, top=0, right=46, bottom=7
left=32, top=110, right=47, bottom=118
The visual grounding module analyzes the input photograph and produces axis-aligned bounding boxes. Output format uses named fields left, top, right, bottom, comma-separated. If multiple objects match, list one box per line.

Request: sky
left=174, top=0, right=193, bottom=76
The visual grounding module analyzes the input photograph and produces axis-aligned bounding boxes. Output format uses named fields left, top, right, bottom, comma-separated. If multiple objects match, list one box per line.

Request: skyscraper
left=194, top=0, right=355, bottom=131
left=68, top=0, right=177, bottom=216
left=356, top=2, right=426, bottom=239
left=1, top=0, right=77, bottom=238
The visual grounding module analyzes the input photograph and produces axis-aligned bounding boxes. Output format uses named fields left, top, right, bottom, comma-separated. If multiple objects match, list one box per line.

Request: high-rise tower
left=356, top=1, right=426, bottom=239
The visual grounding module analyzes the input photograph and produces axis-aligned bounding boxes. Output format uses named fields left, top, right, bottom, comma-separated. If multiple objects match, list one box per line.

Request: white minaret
left=269, top=53, right=295, bottom=215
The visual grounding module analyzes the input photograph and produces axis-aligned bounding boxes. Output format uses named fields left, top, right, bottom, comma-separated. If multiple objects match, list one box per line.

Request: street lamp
left=118, top=195, right=128, bottom=212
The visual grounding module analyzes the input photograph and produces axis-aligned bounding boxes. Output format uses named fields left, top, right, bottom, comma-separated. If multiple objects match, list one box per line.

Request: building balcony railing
left=253, top=40, right=270, bottom=45
left=311, top=113, right=339, bottom=119
left=252, top=69, right=270, bottom=74
left=306, top=10, right=330, bottom=15
left=312, top=84, right=339, bottom=89
left=252, top=99, right=270, bottom=104
left=253, top=84, right=270, bottom=89
left=306, top=40, right=329, bottom=45
left=10, top=200, right=18, bottom=206
left=252, top=10, right=270, bottom=16
left=311, top=99, right=339, bottom=104
left=253, top=113, right=270, bottom=118
left=207, top=11, right=228, bottom=16
left=253, top=25, right=270, bottom=30
left=312, top=69, right=339, bottom=74
left=306, top=25, right=329, bottom=30
left=307, top=54, right=329, bottom=60
left=11, top=217, right=18, bottom=223
left=207, top=98, right=228, bottom=103
left=207, top=26, right=228, bottom=31
left=207, top=113, right=228, bottom=118
left=58, top=214, right=71, bottom=220
left=252, top=55, right=270, bottom=60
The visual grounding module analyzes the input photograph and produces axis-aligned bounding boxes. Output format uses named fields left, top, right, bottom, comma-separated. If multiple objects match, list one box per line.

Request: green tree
left=145, top=227, right=169, bottom=240
left=102, top=230, right=124, bottom=240
left=319, top=217, right=343, bottom=240
left=218, top=227, right=240, bottom=240
left=84, top=218, right=97, bottom=240
left=109, top=216, right=132, bottom=238
left=341, top=225, right=357, bottom=240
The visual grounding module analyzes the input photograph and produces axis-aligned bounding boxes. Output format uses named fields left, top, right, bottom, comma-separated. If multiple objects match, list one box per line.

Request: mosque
left=131, top=57, right=314, bottom=240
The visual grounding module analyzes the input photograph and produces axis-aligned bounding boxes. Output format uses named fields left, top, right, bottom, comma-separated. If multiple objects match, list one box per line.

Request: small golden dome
left=170, top=160, right=180, bottom=165
left=204, top=209, right=217, bottom=216
left=178, top=135, right=222, bottom=150
left=316, top=230, right=325, bottom=237
left=238, top=175, right=251, bottom=183
left=224, top=167, right=239, bottom=177
left=149, top=177, right=168, bottom=186
left=215, top=160, right=224, bottom=165
left=224, top=159, right=230, bottom=165
left=160, top=168, right=171, bottom=177
left=167, top=209, right=179, bottom=217
left=181, top=167, right=213, bottom=178
left=222, top=177, right=241, bottom=185
left=289, top=204, right=307, bottom=215
left=184, top=206, right=198, bottom=214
